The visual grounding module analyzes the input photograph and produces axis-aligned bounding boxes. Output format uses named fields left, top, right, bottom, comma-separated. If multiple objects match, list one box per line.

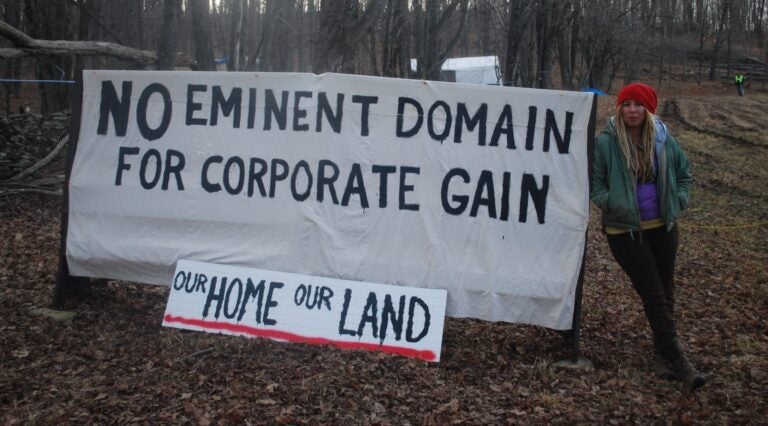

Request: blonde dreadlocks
left=615, top=109, right=657, bottom=182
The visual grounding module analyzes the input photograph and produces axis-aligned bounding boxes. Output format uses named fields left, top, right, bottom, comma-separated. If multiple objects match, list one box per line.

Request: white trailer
left=410, top=55, right=502, bottom=85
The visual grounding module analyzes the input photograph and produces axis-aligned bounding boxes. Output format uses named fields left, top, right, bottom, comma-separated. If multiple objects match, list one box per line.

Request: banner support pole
left=569, top=240, right=588, bottom=362
left=53, top=69, right=89, bottom=307
left=560, top=92, right=597, bottom=366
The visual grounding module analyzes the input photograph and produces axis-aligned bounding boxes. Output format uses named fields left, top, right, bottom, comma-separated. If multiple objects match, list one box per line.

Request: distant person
left=735, top=73, right=745, bottom=96
left=591, top=82, right=706, bottom=390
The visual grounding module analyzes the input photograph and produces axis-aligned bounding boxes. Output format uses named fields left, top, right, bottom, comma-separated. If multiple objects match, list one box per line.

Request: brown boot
left=663, top=341, right=707, bottom=390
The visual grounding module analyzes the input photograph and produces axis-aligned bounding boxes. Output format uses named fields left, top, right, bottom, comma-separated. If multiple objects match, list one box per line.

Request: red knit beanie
left=616, top=82, right=658, bottom=114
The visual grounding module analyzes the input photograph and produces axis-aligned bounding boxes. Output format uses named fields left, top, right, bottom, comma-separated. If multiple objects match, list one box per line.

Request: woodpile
left=0, top=111, right=69, bottom=196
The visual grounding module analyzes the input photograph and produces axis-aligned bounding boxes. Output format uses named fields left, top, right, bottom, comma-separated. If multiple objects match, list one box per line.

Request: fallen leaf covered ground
left=1, top=88, right=766, bottom=424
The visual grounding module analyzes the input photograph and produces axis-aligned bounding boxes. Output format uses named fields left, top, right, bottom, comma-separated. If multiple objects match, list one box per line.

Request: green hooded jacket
left=590, top=116, right=693, bottom=231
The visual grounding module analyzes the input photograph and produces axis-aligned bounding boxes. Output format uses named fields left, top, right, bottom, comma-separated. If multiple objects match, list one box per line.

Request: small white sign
left=162, top=259, right=448, bottom=362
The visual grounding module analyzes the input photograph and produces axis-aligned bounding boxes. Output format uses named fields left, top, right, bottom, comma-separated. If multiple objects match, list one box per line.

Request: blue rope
left=0, top=79, right=75, bottom=84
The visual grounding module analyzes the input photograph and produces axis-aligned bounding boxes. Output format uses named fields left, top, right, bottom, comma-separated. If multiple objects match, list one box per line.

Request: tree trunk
left=190, top=0, right=216, bottom=71
left=24, top=0, right=73, bottom=114
left=2, top=0, right=22, bottom=114
left=413, top=0, right=468, bottom=81
left=381, top=0, right=409, bottom=78
left=298, top=0, right=313, bottom=71
left=534, top=1, right=554, bottom=88
left=504, top=1, right=530, bottom=86
left=251, top=0, right=279, bottom=71
left=157, top=0, right=181, bottom=70
left=228, top=0, right=244, bottom=71
left=709, top=2, right=729, bottom=80
left=313, top=0, right=385, bottom=74
left=557, top=3, right=577, bottom=90
left=368, top=30, right=380, bottom=75
left=131, top=0, right=145, bottom=50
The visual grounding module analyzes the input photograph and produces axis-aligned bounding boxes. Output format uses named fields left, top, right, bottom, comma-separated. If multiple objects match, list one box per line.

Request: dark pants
left=607, top=225, right=679, bottom=351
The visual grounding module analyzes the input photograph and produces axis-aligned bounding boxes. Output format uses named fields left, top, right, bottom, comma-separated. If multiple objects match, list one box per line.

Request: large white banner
left=67, top=70, right=593, bottom=330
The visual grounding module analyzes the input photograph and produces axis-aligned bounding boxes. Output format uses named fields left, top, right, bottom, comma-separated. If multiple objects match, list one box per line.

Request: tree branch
left=0, top=19, right=195, bottom=66
left=0, top=19, right=34, bottom=45
left=0, top=188, right=62, bottom=197
left=4, top=133, right=69, bottom=183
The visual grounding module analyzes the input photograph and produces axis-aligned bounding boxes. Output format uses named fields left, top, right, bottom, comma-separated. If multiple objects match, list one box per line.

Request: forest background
left=1, top=0, right=767, bottom=424
left=1, top=0, right=768, bottom=115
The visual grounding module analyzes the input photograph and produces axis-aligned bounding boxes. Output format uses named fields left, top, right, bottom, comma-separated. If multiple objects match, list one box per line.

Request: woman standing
left=591, top=82, right=706, bottom=390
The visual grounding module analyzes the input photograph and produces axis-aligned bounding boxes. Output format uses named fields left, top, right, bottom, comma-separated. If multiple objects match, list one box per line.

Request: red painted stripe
left=163, top=314, right=437, bottom=362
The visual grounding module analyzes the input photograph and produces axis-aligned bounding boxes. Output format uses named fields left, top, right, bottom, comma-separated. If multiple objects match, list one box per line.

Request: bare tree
left=3, top=0, right=767, bottom=98
left=313, top=0, right=385, bottom=74
left=381, top=0, right=410, bottom=78
left=574, top=0, right=630, bottom=91
left=503, top=0, right=535, bottom=86
left=696, top=0, right=712, bottom=81
left=226, top=0, right=246, bottom=71
left=534, top=0, right=576, bottom=88
left=249, top=0, right=290, bottom=71
left=22, top=0, right=74, bottom=114
left=709, top=0, right=731, bottom=80
left=412, top=0, right=469, bottom=80
left=189, top=0, right=215, bottom=71
left=1, top=0, right=23, bottom=113
left=556, top=1, right=580, bottom=90
left=750, top=0, right=767, bottom=36
left=297, top=0, right=316, bottom=71
left=126, top=0, right=145, bottom=50
left=157, top=0, right=181, bottom=70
